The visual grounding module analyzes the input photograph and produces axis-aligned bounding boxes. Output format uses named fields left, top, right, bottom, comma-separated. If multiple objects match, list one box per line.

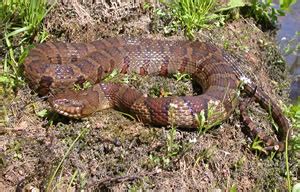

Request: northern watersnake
left=24, top=37, right=290, bottom=151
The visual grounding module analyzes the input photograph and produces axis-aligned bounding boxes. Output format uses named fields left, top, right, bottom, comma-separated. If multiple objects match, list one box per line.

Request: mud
left=0, top=1, right=296, bottom=191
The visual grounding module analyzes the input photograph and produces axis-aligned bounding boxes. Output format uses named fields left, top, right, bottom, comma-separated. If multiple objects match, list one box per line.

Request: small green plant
left=280, top=0, right=297, bottom=10
left=46, top=127, right=89, bottom=191
left=251, top=136, right=267, bottom=153
left=166, top=126, right=180, bottom=158
left=67, top=169, right=79, bottom=190
left=155, top=0, right=296, bottom=39
left=229, top=184, right=238, bottom=192
left=149, top=83, right=172, bottom=98
left=147, top=106, right=183, bottom=168
left=0, top=0, right=55, bottom=91
left=1, top=0, right=53, bottom=42
left=195, top=99, right=225, bottom=134
left=173, top=72, right=191, bottom=82
left=157, top=0, right=222, bottom=39
left=217, top=0, right=296, bottom=30
left=103, top=69, right=121, bottom=82
left=282, top=31, right=300, bottom=56
left=121, top=73, right=139, bottom=84
left=73, top=81, right=92, bottom=91
left=247, top=0, right=285, bottom=29
left=0, top=86, right=8, bottom=126
left=283, top=99, right=300, bottom=191
left=193, top=147, right=214, bottom=167
left=284, top=99, right=300, bottom=151
left=8, top=140, right=23, bottom=160
left=165, top=105, right=181, bottom=159
left=142, top=2, right=152, bottom=11
left=195, top=78, right=243, bottom=134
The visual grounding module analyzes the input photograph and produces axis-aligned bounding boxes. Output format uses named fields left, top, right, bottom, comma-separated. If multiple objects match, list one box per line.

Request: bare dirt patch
left=0, top=1, right=293, bottom=191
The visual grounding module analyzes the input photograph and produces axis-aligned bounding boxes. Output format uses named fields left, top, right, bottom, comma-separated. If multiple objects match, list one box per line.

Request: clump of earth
left=0, top=1, right=295, bottom=191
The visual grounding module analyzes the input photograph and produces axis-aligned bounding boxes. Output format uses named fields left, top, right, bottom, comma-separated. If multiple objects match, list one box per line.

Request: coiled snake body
left=24, top=37, right=289, bottom=151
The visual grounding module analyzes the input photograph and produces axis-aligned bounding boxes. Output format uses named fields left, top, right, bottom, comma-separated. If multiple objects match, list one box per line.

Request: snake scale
left=24, top=37, right=289, bottom=151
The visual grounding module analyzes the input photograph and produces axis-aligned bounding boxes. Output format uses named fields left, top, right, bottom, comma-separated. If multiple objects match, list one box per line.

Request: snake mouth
left=51, top=98, right=84, bottom=118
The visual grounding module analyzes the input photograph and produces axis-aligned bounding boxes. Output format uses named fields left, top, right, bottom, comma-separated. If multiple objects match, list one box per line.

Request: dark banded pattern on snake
left=23, top=37, right=290, bottom=151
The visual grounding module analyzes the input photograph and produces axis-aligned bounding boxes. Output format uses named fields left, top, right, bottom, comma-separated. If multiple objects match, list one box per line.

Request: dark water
left=276, top=1, right=300, bottom=101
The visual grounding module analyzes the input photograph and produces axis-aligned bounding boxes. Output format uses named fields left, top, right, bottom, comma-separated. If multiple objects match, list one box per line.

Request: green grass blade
left=46, top=128, right=89, bottom=191
left=7, top=26, right=31, bottom=37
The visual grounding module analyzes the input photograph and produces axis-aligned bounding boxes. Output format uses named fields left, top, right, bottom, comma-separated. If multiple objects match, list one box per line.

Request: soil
left=0, top=1, right=296, bottom=191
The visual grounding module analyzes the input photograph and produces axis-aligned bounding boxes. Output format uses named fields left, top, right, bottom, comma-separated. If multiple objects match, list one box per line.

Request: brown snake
left=23, top=37, right=290, bottom=151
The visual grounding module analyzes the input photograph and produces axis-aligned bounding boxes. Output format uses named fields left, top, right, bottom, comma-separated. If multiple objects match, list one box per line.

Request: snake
left=23, top=37, right=290, bottom=151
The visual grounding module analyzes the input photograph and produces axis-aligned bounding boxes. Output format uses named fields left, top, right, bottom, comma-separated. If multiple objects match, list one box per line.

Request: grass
left=147, top=108, right=183, bottom=169
left=284, top=99, right=300, bottom=150
left=155, top=0, right=223, bottom=39
left=220, top=0, right=296, bottom=29
left=0, top=0, right=55, bottom=125
left=0, top=0, right=54, bottom=85
left=46, top=127, right=89, bottom=191
left=173, top=72, right=192, bottom=82
left=0, top=86, right=8, bottom=127
left=195, top=80, right=243, bottom=135
left=283, top=99, right=300, bottom=191
left=153, top=0, right=297, bottom=39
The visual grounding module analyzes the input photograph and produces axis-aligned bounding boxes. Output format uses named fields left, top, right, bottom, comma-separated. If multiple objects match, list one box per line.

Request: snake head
left=49, top=90, right=96, bottom=118
left=49, top=85, right=112, bottom=118
left=50, top=97, right=84, bottom=118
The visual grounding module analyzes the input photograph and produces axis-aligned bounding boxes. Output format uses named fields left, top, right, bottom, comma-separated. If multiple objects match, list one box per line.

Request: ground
left=0, top=1, right=295, bottom=191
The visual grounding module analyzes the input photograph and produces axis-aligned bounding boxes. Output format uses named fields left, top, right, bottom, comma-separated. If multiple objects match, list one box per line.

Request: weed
left=103, top=69, right=121, bottom=82
left=173, top=71, right=191, bottom=82
left=0, top=0, right=55, bottom=128
left=35, top=108, right=48, bottom=118
left=266, top=101, right=281, bottom=135
left=142, top=2, right=152, bottom=11
left=67, top=169, right=78, bottom=190
left=122, top=73, right=139, bottom=84
left=221, top=0, right=296, bottom=30
left=161, top=105, right=182, bottom=166
left=147, top=107, right=183, bottom=168
left=195, top=77, right=243, bottom=134
left=156, top=0, right=222, bottom=39
left=279, top=0, right=297, bottom=10
left=149, top=83, right=172, bottom=97
left=9, top=140, right=23, bottom=160
left=229, top=184, right=238, bottom=192
left=148, top=153, right=175, bottom=168
left=282, top=99, right=300, bottom=191
left=117, top=111, right=136, bottom=121
left=0, top=0, right=55, bottom=90
left=247, top=0, right=285, bottom=29
left=284, top=99, right=300, bottom=150
left=195, top=99, right=225, bottom=134
left=232, top=156, right=246, bottom=171
left=251, top=136, right=267, bottom=154
left=281, top=31, right=300, bottom=56
left=73, top=81, right=92, bottom=91
left=154, top=0, right=295, bottom=39
left=0, top=86, right=8, bottom=126
left=166, top=125, right=180, bottom=157
left=78, top=171, right=87, bottom=191
left=46, top=127, right=89, bottom=191
left=1, top=0, right=54, bottom=42
left=193, top=147, right=215, bottom=167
